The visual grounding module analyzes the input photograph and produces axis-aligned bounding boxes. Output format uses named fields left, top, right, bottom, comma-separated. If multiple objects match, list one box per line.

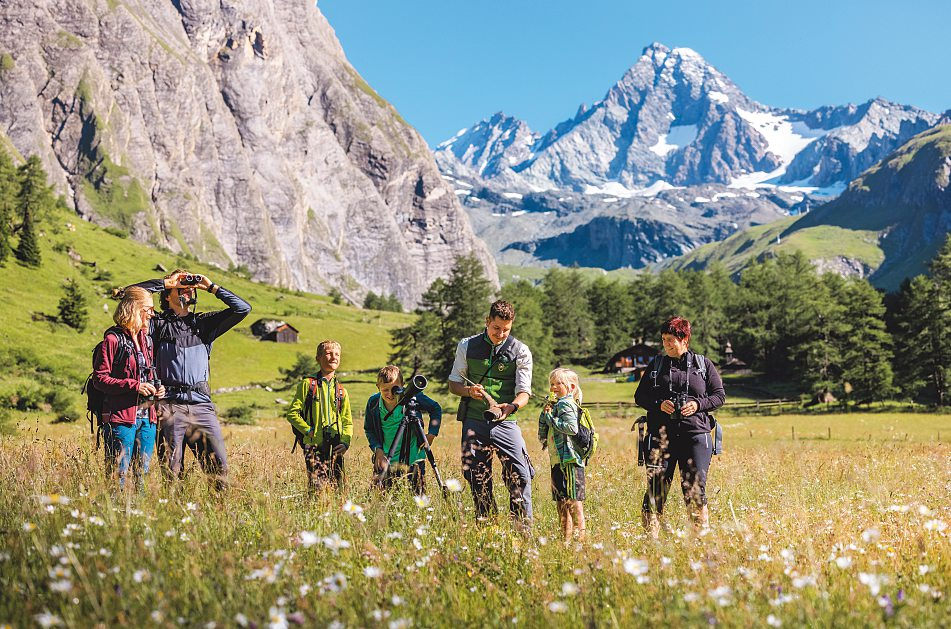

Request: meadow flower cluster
left=0, top=412, right=948, bottom=627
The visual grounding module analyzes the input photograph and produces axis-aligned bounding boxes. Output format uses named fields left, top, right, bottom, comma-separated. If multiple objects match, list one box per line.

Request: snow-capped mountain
left=437, top=43, right=938, bottom=196
left=435, top=43, right=940, bottom=271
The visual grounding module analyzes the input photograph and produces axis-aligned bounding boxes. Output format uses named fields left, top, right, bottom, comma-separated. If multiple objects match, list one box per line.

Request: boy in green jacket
left=285, top=339, right=352, bottom=493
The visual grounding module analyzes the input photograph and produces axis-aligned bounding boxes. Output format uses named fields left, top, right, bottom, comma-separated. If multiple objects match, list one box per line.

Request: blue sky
left=318, top=0, right=950, bottom=146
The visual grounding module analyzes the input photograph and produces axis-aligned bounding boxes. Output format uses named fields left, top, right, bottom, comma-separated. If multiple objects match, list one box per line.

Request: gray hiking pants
left=156, top=401, right=228, bottom=490
left=461, top=418, right=534, bottom=524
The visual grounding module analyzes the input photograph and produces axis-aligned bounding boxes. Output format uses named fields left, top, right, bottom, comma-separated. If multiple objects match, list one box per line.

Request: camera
left=670, top=392, right=689, bottom=420
left=180, top=274, right=203, bottom=286
left=319, top=427, right=342, bottom=459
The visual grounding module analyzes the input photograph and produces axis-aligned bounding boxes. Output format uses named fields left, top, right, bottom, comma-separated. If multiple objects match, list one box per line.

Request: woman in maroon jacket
left=93, top=287, right=165, bottom=489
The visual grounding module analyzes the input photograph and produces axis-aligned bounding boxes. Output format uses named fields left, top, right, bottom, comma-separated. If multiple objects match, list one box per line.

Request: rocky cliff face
left=0, top=0, right=494, bottom=305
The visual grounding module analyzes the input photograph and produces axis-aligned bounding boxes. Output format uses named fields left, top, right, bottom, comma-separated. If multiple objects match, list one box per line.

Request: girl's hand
left=138, top=382, right=157, bottom=396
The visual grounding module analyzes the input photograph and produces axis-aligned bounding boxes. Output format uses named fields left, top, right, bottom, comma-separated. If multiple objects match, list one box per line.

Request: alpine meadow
left=1, top=0, right=951, bottom=627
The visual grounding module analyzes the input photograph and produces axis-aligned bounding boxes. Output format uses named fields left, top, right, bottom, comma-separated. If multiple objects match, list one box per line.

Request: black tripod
left=377, top=375, right=448, bottom=497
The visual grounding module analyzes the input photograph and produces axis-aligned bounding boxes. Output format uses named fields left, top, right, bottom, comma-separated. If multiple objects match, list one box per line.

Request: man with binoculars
left=449, top=300, right=535, bottom=530
left=131, top=269, right=251, bottom=490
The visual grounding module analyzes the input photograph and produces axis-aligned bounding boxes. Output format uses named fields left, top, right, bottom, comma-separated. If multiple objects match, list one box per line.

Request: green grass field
left=1, top=410, right=948, bottom=627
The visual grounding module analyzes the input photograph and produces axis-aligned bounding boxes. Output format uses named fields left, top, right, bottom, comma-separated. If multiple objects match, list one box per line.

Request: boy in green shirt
left=285, top=339, right=352, bottom=493
left=364, top=365, right=442, bottom=495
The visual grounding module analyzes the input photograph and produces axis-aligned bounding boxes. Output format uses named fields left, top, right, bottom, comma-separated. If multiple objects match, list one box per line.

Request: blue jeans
left=104, top=416, right=157, bottom=490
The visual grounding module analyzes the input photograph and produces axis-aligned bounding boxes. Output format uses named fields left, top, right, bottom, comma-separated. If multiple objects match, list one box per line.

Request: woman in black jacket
left=634, top=316, right=725, bottom=537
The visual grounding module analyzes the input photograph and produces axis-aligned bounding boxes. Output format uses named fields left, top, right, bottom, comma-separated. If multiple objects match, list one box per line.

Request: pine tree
left=838, top=279, right=895, bottom=404
left=541, top=267, right=593, bottom=363
left=587, top=277, right=635, bottom=366
left=14, top=204, right=41, bottom=267
left=501, top=280, right=554, bottom=387
left=389, top=255, right=492, bottom=379
left=0, top=147, right=16, bottom=265
left=891, top=276, right=939, bottom=403
left=58, top=278, right=89, bottom=331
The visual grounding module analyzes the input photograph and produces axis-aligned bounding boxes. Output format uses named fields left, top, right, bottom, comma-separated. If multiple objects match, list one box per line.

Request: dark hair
left=488, top=300, right=516, bottom=321
left=660, top=316, right=691, bottom=340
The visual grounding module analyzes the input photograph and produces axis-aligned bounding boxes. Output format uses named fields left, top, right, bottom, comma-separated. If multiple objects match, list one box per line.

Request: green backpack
left=573, top=403, right=599, bottom=463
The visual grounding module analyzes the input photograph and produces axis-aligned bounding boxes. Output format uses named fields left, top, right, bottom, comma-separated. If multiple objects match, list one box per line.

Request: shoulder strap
left=651, top=354, right=665, bottom=388
left=694, top=353, right=707, bottom=381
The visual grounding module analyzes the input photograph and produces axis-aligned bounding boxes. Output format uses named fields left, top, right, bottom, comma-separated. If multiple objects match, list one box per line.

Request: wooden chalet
left=250, top=318, right=300, bottom=343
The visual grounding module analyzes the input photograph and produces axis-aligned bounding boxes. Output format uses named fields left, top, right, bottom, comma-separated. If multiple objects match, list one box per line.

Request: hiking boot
left=642, top=511, right=660, bottom=540
left=691, top=505, right=710, bottom=532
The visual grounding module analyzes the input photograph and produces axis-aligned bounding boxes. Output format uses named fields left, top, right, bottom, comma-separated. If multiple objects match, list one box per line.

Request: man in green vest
left=449, top=300, right=534, bottom=528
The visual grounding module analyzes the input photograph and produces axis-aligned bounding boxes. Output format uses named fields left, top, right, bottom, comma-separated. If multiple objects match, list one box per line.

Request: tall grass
left=1, top=412, right=948, bottom=627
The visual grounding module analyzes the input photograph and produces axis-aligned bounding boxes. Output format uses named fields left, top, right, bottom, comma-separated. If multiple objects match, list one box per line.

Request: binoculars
left=180, top=274, right=204, bottom=286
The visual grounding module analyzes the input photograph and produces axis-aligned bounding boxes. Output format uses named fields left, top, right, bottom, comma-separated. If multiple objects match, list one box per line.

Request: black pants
left=642, top=425, right=712, bottom=514
left=302, top=444, right=344, bottom=493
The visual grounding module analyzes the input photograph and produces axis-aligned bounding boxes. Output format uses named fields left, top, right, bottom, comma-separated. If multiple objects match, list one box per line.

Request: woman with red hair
left=634, top=316, right=725, bottom=538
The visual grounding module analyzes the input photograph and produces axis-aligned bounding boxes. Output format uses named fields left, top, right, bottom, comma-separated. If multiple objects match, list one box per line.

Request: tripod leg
left=378, top=420, right=409, bottom=488
left=410, top=416, right=448, bottom=497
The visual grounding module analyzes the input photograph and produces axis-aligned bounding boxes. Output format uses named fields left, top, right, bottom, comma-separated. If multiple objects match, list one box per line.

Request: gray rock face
left=0, top=0, right=494, bottom=305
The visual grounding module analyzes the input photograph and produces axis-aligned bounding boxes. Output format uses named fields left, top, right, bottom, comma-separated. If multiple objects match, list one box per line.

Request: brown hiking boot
left=642, top=511, right=660, bottom=540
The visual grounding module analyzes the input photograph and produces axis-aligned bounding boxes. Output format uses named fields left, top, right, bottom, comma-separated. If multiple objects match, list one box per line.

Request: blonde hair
left=113, top=286, right=153, bottom=332
left=549, top=368, right=583, bottom=404
left=315, top=339, right=342, bottom=358
left=376, top=365, right=403, bottom=386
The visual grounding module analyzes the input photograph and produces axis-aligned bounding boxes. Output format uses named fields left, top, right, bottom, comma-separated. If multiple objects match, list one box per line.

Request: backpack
left=572, top=403, right=600, bottom=464
left=291, top=376, right=346, bottom=452
left=82, top=327, right=134, bottom=449
left=648, top=352, right=722, bottom=457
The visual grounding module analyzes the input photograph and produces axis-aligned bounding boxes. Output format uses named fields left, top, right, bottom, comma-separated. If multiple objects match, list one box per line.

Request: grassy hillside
left=666, top=216, right=885, bottom=276
left=0, top=209, right=413, bottom=427
left=665, top=125, right=951, bottom=286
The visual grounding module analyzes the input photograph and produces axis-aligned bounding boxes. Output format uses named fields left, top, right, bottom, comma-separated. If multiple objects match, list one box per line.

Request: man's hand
left=467, top=384, right=487, bottom=401
left=332, top=443, right=349, bottom=456
left=196, top=274, right=213, bottom=291
left=497, top=402, right=518, bottom=420
left=163, top=271, right=188, bottom=290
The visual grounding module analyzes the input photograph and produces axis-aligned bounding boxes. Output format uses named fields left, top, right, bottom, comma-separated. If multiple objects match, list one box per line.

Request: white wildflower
left=389, top=619, right=412, bottom=629
left=38, top=494, right=71, bottom=506
left=919, top=565, right=931, bottom=575
left=321, top=534, right=351, bottom=554
left=918, top=505, right=933, bottom=516
left=23, top=522, right=36, bottom=532
left=792, top=574, right=817, bottom=588
left=234, top=614, right=248, bottom=628
left=887, top=504, right=910, bottom=513
left=835, top=556, right=853, bottom=569
left=298, top=531, right=319, bottom=548
left=623, top=558, right=649, bottom=577
left=133, top=569, right=149, bottom=583
left=766, top=614, right=782, bottom=627
left=363, top=566, right=382, bottom=578
left=923, top=519, right=947, bottom=532
left=561, top=582, right=579, bottom=596
left=708, top=585, right=733, bottom=606
left=858, top=572, right=888, bottom=596
left=547, top=601, right=567, bottom=613
left=445, top=478, right=463, bottom=492
left=49, top=579, right=73, bottom=593
left=267, top=606, right=288, bottom=629
left=861, top=528, right=880, bottom=543
left=413, top=495, right=431, bottom=508
left=683, top=592, right=700, bottom=603
left=34, top=611, right=62, bottom=627
left=186, top=502, right=198, bottom=511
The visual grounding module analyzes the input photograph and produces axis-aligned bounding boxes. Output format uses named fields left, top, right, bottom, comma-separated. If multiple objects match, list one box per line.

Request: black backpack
left=82, top=327, right=134, bottom=448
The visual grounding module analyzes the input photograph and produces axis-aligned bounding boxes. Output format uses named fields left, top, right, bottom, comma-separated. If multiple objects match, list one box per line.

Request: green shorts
left=550, top=462, right=585, bottom=502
